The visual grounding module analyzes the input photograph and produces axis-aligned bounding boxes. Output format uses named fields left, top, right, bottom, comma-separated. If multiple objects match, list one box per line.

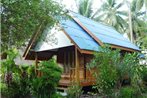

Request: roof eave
left=110, top=44, right=140, bottom=52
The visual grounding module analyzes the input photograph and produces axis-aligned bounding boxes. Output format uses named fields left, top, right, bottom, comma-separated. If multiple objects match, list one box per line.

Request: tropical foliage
left=88, top=47, right=119, bottom=96
left=30, top=59, right=63, bottom=98
left=0, top=49, right=63, bottom=98
left=0, top=49, right=34, bottom=98
left=75, top=0, right=94, bottom=18
left=66, top=83, right=83, bottom=98
left=88, top=46, right=147, bottom=97
left=94, top=0, right=127, bottom=33
left=1, top=0, right=63, bottom=51
left=127, top=0, right=147, bottom=47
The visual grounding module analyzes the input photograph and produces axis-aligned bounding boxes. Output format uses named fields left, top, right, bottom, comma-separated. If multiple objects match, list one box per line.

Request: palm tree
left=125, top=0, right=147, bottom=44
left=94, top=0, right=127, bottom=33
left=75, top=0, right=95, bottom=18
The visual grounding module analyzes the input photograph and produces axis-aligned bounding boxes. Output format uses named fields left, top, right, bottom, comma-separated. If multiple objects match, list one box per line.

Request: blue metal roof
left=61, top=19, right=100, bottom=51
left=70, top=12, right=140, bottom=51
left=60, top=12, right=140, bottom=51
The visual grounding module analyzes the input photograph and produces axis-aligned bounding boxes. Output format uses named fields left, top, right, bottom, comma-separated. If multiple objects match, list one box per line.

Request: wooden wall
left=57, top=46, right=75, bottom=73
left=57, top=46, right=95, bottom=82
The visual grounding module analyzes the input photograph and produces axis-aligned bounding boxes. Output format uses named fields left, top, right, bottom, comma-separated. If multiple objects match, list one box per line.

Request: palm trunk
left=128, top=4, right=134, bottom=43
left=125, top=0, right=134, bottom=43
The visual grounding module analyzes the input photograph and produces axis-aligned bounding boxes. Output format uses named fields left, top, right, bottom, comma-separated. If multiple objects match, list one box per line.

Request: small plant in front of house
left=88, top=46, right=119, bottom=97
left=118, top=86, right=135, bottom=98
left=66, top=83, right=83, bottom=98
left=0, top=49, right=32, bottom=98
left=141, top=66, right=147, bottom=86
left=139, top=65, right=147, bottom=96
left=30, top=59, right=63, bottom=98
left=88, top=46, right=146, bottom=98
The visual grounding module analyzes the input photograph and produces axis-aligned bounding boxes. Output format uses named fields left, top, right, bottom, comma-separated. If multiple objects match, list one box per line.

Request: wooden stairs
left=57, top=74, right=71, bottom=92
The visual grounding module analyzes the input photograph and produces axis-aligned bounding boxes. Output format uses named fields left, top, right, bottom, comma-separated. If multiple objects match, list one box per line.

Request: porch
left=59, top=67, right=96, bottom=87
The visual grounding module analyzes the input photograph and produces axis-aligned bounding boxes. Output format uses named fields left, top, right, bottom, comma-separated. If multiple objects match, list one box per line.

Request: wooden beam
left=23, top=24, right=42, bottom=59
left=81, top=50, right=94, bottom=54
left=111, top=44, right=139, bottom=52
left=35, top=52, right=38, bottom=75
left=75, top=47, right=80, bottom=83
left=84, top=55, right=86, bottom=80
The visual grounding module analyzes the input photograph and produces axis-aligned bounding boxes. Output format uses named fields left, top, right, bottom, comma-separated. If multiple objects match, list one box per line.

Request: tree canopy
left=95, top=0, right=127, bottom=33
left=76, top=0, right=93, bottom=18
left=1, top=0, right=63, bottom=52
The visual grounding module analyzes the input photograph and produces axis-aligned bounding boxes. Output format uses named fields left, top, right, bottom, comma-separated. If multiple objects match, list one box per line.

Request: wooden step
left=61, top=74, right=70, bottom=79
left=57, top=84, right=69, bottom=93
left=57, top=87, right=67, bottom=91
left=59, top=79, right=71, bottom=86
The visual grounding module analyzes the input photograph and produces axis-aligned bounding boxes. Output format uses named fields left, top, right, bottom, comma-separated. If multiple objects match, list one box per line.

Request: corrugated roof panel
left=60, top=19, right=100, bottom=51
left=61, top=21, right=92, bottom=40
left=83, top=23, right=128, bottom=42
left=95, top=33, right=139, bottom=50
left=61, top=20, right=82, bottom=30
left=71, top=12, right=140, bottom=51
left=70, top=35, right=99, bottom=51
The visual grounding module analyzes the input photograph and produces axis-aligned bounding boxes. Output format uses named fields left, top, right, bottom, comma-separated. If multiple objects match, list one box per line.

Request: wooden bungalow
left=23, top=12, right=140, bottom=88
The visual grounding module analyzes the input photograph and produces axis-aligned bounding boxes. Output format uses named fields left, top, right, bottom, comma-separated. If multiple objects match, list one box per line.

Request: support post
left=75, top=47, right=80, bottom=83
left=35, top=52, right=38, bottom=75
left=84, top=55, right=86, bottom=80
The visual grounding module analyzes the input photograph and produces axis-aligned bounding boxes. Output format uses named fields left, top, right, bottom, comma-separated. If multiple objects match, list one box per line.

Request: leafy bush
left=88, top=46, right=145, bottom=97
left=0, top=49, right=33, bottom=98
left=88, top=47, right=120, bottom=96
left=30, top=59, right=63, bottom=98
left=119, top=87, right=135, bottom=98
left=0, top=82, right=15, bottom=97
left=1, top=49, right=63, bottom=98
left=118, top=86, right=147, bottom=98
left=141, top=66, right=147, bottom=86
left=66, top=83, right=83, bottom=98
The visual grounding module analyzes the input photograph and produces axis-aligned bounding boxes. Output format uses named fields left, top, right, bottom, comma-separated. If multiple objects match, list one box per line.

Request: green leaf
left=9, top=17, right=15, bottom=22
left=136, top=0, right=144, bottom=11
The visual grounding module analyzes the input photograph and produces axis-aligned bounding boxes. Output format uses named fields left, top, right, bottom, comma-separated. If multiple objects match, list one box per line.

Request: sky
left=56, top=0, right=130, bottom=13
left=59, top=0, right=102, bottom=12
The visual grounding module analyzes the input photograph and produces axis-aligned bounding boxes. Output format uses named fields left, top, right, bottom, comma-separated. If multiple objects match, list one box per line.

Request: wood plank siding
left=57, top=46, right=96, bottom=86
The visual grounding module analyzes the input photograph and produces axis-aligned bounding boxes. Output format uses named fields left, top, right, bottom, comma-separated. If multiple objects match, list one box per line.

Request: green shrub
left=1, top=49, right=63, bottom=98
left=88, top=46, right=119, bottom=96
left=88, top=46, right=144, bottom=97
left=141, top=66, right=147, bottom=86
left=30, top=59, right=63, bottom=98
left=66, top=83, right=83, bottom=98
left=0, top=82, right=14, bottom=97
left=119, top=86, right=135, bottom=98
left=1, top=66, right=33, bottom=98
left=0, top=49, right=32, bottom=98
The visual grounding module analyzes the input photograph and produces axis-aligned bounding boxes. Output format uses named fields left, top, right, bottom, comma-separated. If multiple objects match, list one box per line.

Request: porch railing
left=69, top=67, right=95, bottom=83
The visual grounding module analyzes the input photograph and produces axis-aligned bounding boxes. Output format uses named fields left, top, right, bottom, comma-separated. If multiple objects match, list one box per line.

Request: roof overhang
left=25, top=50, right=56, bottom=60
